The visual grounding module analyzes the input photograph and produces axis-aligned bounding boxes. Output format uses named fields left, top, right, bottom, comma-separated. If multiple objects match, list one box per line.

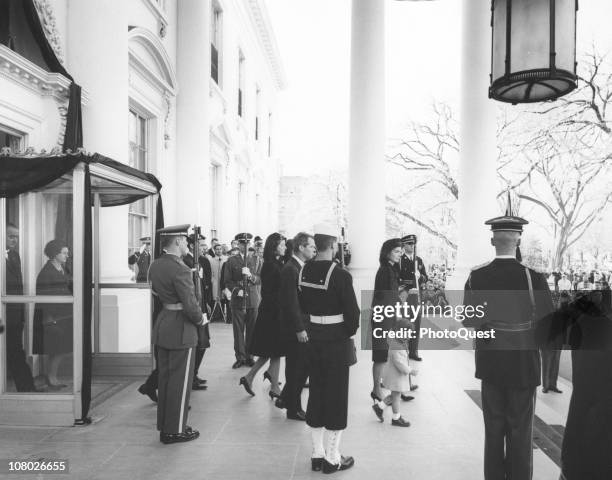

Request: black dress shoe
left=194, top=376, right=207, bottom=385
left=401, top=394, right=415, bottom=402
left=409, top=354, right=422, bottom=361
left=232, top=360, right=243, bottom=369
left=263, top=371, right=282, bottom=386
left=274, top=398, right=287, bottom=410
left=239, top=377, right=255, bottom=396
left=192, top=383, right=208, bottom=391
left=542, top=388, right=549, bottom=393
left=268, top=390, right=281, bottom=400
left=138, top=384, right=158, bottom=403
left=287, top=410, right=306, bottom=421
left=322, top=455, right=355, bottom=473
left=549, top=387, right=563, bottom=394
left=160, top=429, right=200, bottom=444
left=410, top=384, right=419, bottom=391
left=311, top=458, right=324, bottom=471
left=391, top=416, right=411, bottom=427
left=372, top=404, right=384, bottom=422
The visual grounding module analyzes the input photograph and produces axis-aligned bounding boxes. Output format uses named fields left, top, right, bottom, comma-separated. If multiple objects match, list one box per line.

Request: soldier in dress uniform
left=184, top=233, right=210, bottom=392
left=397, top=234, right=428, bottom=361
left=298, top=224, right=360, bottom=473
left=128, top=236, right=152, bottom=282
left=148, top=225, right=209, bottom=444
left=462, top=209, right=553, bottom=480
left=224, top=232, right=257, bottom=368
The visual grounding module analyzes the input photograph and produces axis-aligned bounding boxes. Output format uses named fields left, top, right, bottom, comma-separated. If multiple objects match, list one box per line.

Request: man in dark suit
left=277, top=232, right=317, bottom=421
left=397, top=234, right=428, bottom=361
left=463, top=210, right=553, bottom=480
left=5, top=223, right=37, bottom=392
left=128, top=236, right=152, bottom=282
left=148, top=225, right=209, bottom=444
left=224, top=232, right=256, bottom=368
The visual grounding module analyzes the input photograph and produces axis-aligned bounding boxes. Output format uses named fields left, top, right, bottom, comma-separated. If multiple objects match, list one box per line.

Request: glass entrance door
left=0, top=166, right=85, bottom=426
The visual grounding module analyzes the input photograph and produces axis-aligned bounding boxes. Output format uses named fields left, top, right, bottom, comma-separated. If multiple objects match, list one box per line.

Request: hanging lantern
left=490, top=0, right=578, bottom=104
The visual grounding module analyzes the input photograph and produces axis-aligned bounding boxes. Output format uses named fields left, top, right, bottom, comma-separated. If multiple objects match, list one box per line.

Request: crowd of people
left=8, top=209, right=611, bottom=478
left=136, top=225, right=360, bottom=473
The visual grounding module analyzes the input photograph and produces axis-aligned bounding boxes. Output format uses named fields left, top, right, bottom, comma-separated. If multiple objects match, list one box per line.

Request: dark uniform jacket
left=149, top=253, right=203, bottom=349
left=128, top=250, right=151, bottom=282
left=397, top=254, right=428, bottom=289
left=279, top=256, right=309, bottom=341
left=463, top=258, right=554, bottom=388
left=298, top=260, right=360, bottom=342
left=223, top=253, right=260, bottom=308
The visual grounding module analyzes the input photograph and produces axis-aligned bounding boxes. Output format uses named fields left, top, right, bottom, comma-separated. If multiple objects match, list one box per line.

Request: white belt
left=310, top=314, right=343, bottom=325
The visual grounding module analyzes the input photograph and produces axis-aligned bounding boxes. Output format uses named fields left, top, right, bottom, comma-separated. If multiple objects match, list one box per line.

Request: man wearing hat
left=128, top=236, right=152, bottom=282
left=397, top=234, right=428, bottom=361
left=148, top=225, right=209, bottom=444
left=184, top=233, right=211, bottom=392
left=462, top=206, right=553, bottom=480
left=224, top=232, right=257, bottom=368
left=298, top=223, right=360, bottom=473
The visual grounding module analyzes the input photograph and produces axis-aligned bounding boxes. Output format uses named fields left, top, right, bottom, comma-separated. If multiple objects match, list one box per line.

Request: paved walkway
left=0, top=323, right=571, bottom=480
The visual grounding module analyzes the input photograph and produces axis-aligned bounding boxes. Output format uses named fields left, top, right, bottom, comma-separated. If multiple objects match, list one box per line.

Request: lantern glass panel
left=510, top=0, right=549, bottom=73
left=555, top=0, right=576, bottom=73
left=492, top=0, right=507, bottom=80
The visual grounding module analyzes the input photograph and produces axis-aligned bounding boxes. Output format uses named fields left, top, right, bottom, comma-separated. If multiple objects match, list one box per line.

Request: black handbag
left=345, top=338, right=357, bottom=366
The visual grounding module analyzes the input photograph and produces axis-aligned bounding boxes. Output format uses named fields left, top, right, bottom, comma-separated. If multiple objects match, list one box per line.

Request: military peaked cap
left=234, top=232, right=253, bottom=243
left=401, top=234, right=417, bottom=244
left=157, top=224, right=190, bottom=237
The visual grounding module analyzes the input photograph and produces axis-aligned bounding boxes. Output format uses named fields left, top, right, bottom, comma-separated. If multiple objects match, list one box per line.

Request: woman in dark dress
left=558, top=292, right=612, bottom=479
left=370, top=238, right=403, bottom=403
left=33, top=240, right=72, bottom=390
left=239, top=233, right=287, bottom=398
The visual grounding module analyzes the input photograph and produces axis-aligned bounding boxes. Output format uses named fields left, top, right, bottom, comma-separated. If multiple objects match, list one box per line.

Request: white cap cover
left=313, top=223, right=338, bottom=237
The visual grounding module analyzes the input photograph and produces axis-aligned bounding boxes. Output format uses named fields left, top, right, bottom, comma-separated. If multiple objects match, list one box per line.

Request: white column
left=176, top=0, right=211, bottom=226
left=67, top=0, right=131, bottom=282
left=447, top=0, right=499, bottom=293
left=348, top=0, right=386, bottom=295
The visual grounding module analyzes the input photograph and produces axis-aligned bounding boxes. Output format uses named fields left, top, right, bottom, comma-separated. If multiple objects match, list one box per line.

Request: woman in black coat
left=370, top=238, right=403, bottom=403
left=559, top=293, right=612, bottom=479
left=239, top=233, right=287, bottom=398
left=33, top=240, right=72, bottom=390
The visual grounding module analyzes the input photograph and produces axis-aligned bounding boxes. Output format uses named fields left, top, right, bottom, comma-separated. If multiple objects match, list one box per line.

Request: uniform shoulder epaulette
left=470, top=260, right=493, bottom=271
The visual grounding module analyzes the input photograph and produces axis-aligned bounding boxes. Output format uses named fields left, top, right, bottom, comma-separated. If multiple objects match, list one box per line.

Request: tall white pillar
left=67, top=0, right=131, bottom=282
left=447, top=0, right=499, bottom=293
left=348, top=0, right=386, bottom=296
left=176, top=0, right=211, bottom=226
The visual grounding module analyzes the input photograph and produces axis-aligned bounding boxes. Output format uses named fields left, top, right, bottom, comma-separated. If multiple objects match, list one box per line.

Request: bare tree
left=498, top=50, right=612, bottom=270
left=387, top=101, right=459, bottom=201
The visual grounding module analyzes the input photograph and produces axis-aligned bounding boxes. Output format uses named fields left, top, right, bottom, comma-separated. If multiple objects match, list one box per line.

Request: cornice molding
left=0, top=45, right=69, bottom=102
left=245, top=0, right=287, bottom=90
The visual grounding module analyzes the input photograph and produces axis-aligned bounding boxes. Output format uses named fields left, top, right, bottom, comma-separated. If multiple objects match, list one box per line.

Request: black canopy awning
left=0, top=150, right=162, bottom=205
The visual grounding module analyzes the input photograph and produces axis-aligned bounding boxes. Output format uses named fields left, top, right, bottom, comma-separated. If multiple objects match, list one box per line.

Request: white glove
left=409, top=367, right=419, bottom=377
left=199, top=267, right=204, bottom=279
left=223, top=288, right=232, bottom=300
left=241, top=267, right=251, bottom=276
left=237, top=289, right=244, bottom=297
left=201, top=313, right=209, bottom=325
left=139, top=244, right=147, bottom=254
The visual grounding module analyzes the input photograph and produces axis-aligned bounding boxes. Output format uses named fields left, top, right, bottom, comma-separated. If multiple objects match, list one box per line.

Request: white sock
left=325, top=429, right=343, bottom=464
left=392, top=412, right=401, bottom=420
left=310, top=427, right=325, bottom=458
left=377, top=400, right=386, bottom=409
